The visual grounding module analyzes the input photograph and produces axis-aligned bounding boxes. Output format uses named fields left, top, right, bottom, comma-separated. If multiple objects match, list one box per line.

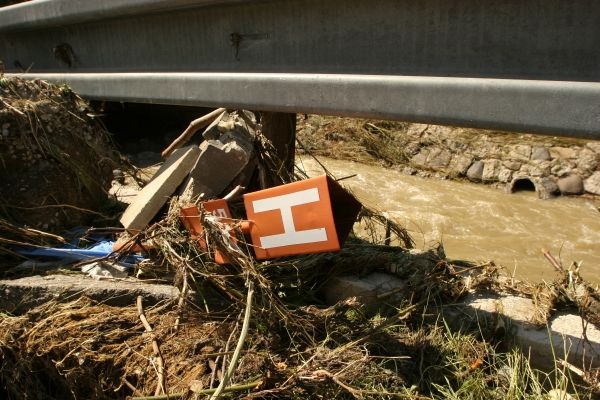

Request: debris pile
left=1, top=79, right=600, bottom=400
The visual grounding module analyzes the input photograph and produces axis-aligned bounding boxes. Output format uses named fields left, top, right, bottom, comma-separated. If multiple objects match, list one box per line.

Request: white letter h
left=251, top=188, right=328, bottom=249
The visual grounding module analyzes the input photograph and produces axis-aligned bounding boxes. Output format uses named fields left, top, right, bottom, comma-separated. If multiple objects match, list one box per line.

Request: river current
left=298, top=156, right=600, bottom=284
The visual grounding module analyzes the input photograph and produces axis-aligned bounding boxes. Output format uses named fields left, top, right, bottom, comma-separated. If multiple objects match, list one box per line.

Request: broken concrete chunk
left=225, top=157, right=258, bottom=195
left=180, top=136, right=254, bottom=202
left=81, top=261, right=130, bottom=280
left=201, top=110, right=228, bottom=140
left=217, top=119, right=235, bottom=133
left=220, top=129, right=255, bottom=151
left=120, top=145, right=201, bottom=230
left=324, top=272, right=407, bottom=313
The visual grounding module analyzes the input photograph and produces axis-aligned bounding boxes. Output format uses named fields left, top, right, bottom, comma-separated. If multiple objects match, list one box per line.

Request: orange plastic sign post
left=180, top=199, right=233, bottom=264
left=243, top=175, right=361, bottom=259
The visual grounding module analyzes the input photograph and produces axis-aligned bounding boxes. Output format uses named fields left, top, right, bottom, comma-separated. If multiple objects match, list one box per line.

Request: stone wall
left=403, top=124, right=600, bottom=198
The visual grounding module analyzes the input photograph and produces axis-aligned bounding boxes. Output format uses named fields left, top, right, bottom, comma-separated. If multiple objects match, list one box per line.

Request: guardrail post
left=260, top=111, right=296, bottom=183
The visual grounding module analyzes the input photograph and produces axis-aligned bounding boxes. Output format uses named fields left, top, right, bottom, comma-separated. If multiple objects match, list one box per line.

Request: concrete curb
left=0, top=274, right=180, bottom=313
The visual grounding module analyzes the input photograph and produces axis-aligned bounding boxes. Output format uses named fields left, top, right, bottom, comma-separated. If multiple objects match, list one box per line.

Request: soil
left=0, top=76, right=121, bottom=232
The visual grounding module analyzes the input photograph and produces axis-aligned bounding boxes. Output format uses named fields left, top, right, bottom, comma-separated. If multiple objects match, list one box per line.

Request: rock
left=425, top=147, right=452, bottom=170
left=537, top=177, right=560, bottom=199
left=586, top=142, right=600, bottom=154
left=180, top=132, right=254, bottom=201
left=446, top=138, right=469, bottom=153
left=448, top=155, right=473, bottom=175
left=466, top=160, right=484, bottom=182
left=324, top=272, right=407, bottom=313
left=508, top=144, right=531, bottom=161
left=557, top=175, right=584, bottom=195
left=584, top=171, right=600, bottom=195
left=538, top=160, right=552, bottom=175
left=530, top=146, right=551, bottom=161
left=404, top=141, right=421, bottom=156
left=551, top=164, right=571, bottom=177
left=576, top=148, right=599, bottom=175
left=497, top=168, right=513, bottom=183
left=410, top=148, right=429, bottom=168
left=503, top=160, right=521, bottom=171
left=427, top=124, right=453, bottom=136
left=482, top=159, right=501, bottom=181
left=528, top=166, right=544, bottom=177
left=550, top=146, right=577, bottom=160
left=518, top=164, right=530, bottom=174
left=120, top=145, right=201, bottom=231
left=402, top=166, right=417, bottom=175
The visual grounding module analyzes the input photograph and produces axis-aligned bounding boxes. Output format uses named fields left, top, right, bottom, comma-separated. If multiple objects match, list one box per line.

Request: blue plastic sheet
left=17, top=241, right=145, bottom=264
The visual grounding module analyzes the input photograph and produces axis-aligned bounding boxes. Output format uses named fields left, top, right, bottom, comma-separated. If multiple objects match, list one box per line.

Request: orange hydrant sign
left=243, top=175, right=361, bottom=259
left=180, top=175, right=361, bottom=262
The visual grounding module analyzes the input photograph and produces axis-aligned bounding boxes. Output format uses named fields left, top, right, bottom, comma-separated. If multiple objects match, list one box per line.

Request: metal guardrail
left=1, top=0, right=599, bottom=137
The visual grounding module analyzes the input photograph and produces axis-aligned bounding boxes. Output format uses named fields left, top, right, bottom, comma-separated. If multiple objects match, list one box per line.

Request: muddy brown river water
left=298, top=156, right=600, bottom=284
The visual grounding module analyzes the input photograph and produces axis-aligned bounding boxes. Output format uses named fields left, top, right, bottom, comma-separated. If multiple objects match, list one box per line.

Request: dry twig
left=209, top=280, right=255, bottom=399
left=161, top=108, right=226, bottom=157
left=137, top=296, right=167, bottom=396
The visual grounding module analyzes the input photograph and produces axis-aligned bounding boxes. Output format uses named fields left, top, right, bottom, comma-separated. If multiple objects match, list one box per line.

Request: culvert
left=510, top=178, right=536, bottom=193
left=507, top=176, right=559, bottom=199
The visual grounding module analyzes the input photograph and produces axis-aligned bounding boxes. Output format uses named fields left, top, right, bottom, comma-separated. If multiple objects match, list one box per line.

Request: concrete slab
left=325, top=269, right=600, bottom=369
left=324, top=272, right=407, bottom=312
left=450, top=292, right=600, bottom=368
left=180, top=134, right=253, bottom=201
left=0, top=274, right=179, bottom=313
left=120, top=145, right=201, bottom=230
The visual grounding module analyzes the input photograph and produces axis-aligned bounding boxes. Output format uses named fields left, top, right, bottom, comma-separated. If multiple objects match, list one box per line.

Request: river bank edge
left=297, top=115, right=600, bottom=204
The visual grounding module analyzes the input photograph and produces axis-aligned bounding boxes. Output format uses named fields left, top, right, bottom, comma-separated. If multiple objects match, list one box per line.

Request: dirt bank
left=0, top=76, right=121, bottom=232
